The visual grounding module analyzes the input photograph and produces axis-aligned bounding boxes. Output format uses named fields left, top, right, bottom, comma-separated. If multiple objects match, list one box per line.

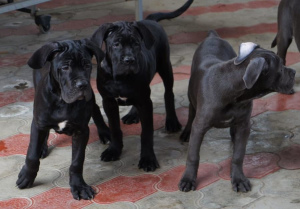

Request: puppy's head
left=234, top=42, right=295, bottom=95
left=91, top=21, right=155, bottom=79
left=28, top=39, right=104, bottom=103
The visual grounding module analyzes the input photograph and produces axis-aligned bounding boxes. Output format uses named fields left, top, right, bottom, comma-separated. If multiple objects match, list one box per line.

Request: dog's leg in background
left=294, top=12, right=300, bottom=53
left=136, top=97, right=159, bottom=171
left=122, top=106, right=140, bottom=124
left=180, top=103, right=196, bottom=142
left=16, top=121, right=49, bottom=188
left=157, top=54, right=181, bottom=132
left=91, top=94, right=111, bottom=144
left=272, top=2, right=293, bottom=64
left=101, top=98, right=123, bottom=161
left=230, top=110, right=251, bottom=192
left=69, top=126, right=95, bottom=200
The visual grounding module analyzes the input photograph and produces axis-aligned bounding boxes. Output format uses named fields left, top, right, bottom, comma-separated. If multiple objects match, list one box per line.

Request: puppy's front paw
left=70, top=174, right=95, bottom=200
left=232, top=177, right=251, bottom=192
left=16, top=165, right=38, bottom=189
left=165, top=116, right=182, bottom=133
left=71, top=184, right=95, bottom=200
left=101, top=146, right=122, bottom=161
left=178, top=178, right=196, bottom=192
left=138, top=155, right=160, bottom=172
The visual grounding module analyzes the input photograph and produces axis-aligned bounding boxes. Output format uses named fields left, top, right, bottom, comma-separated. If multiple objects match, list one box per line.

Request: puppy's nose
left=122, top=56, right=135, bottom=65
left=75, top=80, right=88, bottom=90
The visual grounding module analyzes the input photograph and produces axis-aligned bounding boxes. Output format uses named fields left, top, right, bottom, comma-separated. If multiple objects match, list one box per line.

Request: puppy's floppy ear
left=27, top=42, right=61, bottom=69
left=134, top=21, right=155, bottom=50
left=91, top=23, right=115, bottom=49
left=234, top=42, right=259, bottom=65
left=243, top=57, right=266, bottom=89
left=83, top=38, right=105, bottom=63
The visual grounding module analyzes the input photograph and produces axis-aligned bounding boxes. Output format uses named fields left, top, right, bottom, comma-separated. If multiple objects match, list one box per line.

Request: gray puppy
left=179, top=31, right=295, bottom=193
left=271, top=0, right=300, bottom=64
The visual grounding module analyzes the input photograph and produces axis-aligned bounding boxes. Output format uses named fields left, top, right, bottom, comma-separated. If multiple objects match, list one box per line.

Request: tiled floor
left=1, top=0, right=300, bottom=208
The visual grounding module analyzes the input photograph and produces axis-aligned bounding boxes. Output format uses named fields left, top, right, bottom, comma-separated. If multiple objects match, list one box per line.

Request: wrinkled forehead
left=107, top=22, right=141, bottom=41
left=55, top=42, right=91, bottom=63
left=253, top=48, right=281, bottom=64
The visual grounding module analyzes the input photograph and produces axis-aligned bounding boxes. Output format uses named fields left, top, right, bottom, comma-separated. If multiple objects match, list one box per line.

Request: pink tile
left=169, top=23, right=277, bottom=44
left=0, top=53, right=31, bottom=67
left=18, top=88, right=35, bottom=102
left=252, top=92, right=300, bottom=117
left=0, top=134, right=55, bottom=157
left=30, top=187, right=92, bottom=209
left=94, top=175, right=160, bottom=204
left=0, top=198, right=30, bottom=209
left=278, top=144, right=300, bottom=169
left=219, top=153, right=280, bottom=180
left=182, top=0, right=279, bottom=16
left=157, top=163, right=220, bottom=192
left=0, top=91, right=21, bottom=107
left=286, top=52, right=300, bottom=66
left=172, top=65, right=191, bottom=75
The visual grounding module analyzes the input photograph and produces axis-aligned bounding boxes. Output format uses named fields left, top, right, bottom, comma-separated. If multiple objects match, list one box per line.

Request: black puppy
left=91, top=0, right=193, bottom=172
left=179, top=31, right=295, bottom=192
left=16, top=39, right=110, bottom=200
left=271, top=0, right=300, bottom=64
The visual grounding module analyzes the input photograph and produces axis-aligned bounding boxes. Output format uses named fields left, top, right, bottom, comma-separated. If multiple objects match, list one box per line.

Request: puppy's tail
left=145, top=0, right=193, bottom=22
left=271, top=34, right=277, bottom=48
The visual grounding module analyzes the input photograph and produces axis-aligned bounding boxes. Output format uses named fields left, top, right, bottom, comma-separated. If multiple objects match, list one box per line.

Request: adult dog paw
left=138, top=156, right=160, bottom=172
left=71, top=184, right=95, bottom=200
left=16, top=165, right=37, bottom=189
left=165, top=117, right=182, bottom=133
left=232, top=178, right=251, bottom=192
left=178, top=178, right=196, bottom=192
left=101, top=147, right=122, bottom=161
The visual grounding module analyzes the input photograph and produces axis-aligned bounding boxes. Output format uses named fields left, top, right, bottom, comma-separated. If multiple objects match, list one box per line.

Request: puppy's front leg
left=69, top=126, right=95, bottom=200
left=16, top=120, right=49, bottom=188
left=179, top=115, right=209, bottom=192
left=101, top=98, right=123, bottom=161
left=230, top=120, right=251, bottom=192
left=136, top=98, right=159, bottom=171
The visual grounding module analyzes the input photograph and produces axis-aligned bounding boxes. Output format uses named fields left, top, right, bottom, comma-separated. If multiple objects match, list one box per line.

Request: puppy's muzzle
left=122, top=56, right=135, bottom=65
left=75, top=80, right=88, bottom=90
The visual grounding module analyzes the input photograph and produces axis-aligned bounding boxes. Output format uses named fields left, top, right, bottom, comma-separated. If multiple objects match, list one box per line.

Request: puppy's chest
left=54, top=120, right=80, bottom=136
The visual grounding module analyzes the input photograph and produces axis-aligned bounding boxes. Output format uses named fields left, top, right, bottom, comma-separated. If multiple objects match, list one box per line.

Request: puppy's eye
left=84, top=64, right=92, bottom=69
left=61, top=66, right=69, bottom=71
left=113, top=42, right=120, bottom=48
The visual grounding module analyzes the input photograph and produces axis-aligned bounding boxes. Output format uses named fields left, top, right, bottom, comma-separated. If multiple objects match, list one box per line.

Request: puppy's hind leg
left=157, top=59, right=181, bottom=132
left=91, top=95, right=111, bottom=144
left=122, top=106, right=140, bottom=124
left=275, top=7, right=293, bottom=64
left=180, top=103, right=196, bottom=142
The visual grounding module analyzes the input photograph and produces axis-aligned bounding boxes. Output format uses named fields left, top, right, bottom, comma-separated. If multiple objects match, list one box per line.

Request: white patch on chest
left=58, top=120, right=68, bottom=131
left=115, top=96, right=128, bottom=102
